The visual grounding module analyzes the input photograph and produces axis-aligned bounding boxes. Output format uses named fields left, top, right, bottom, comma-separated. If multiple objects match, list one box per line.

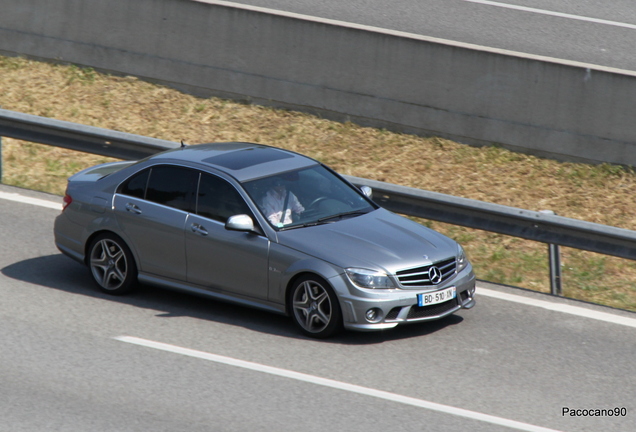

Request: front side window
left=196, top=173, right=251, bottom=223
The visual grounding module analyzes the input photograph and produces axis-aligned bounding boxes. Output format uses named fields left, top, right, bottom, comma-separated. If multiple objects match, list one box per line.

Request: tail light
left=62, top=193, right=73, bottom=211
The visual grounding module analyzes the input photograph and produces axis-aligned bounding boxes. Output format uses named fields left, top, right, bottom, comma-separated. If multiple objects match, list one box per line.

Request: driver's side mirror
left=226, top=214, right=255, bottom=232
left=360, top=185, right=373, bottom=199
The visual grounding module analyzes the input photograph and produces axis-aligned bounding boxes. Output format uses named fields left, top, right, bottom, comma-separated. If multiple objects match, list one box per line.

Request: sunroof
left=203, top=147, right=294, bottom=170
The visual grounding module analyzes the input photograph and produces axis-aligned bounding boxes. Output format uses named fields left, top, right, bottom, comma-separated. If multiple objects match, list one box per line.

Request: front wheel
left=289, top=275, right=343, bottom=338
left=88, top=233, right=137, bottom=295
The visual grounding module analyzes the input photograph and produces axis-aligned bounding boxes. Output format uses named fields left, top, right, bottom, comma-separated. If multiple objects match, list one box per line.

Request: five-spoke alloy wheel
left=88, top=233, right=137, bottom=295
left=289, top=275, right=342, bottom=338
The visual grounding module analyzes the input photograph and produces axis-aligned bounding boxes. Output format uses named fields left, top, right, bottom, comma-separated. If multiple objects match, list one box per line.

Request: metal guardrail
left=2, top=108, right=636, bottom=295
left=0, top=109, right=177, bottom=161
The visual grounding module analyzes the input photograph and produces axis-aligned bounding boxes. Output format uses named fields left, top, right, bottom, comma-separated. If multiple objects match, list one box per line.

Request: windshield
left=242, top=165, right=376, bottom=230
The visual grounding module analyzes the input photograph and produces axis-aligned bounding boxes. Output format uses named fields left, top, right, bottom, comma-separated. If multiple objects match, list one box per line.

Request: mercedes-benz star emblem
left=429, top=266, right=442, bottom=284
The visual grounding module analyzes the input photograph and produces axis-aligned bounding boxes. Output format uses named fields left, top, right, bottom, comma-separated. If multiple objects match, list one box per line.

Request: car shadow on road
left=2, top=254, right=464, bottom=344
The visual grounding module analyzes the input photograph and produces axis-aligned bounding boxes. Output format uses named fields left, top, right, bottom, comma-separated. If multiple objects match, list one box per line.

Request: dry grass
left=1, top=55, right=635, bottom=311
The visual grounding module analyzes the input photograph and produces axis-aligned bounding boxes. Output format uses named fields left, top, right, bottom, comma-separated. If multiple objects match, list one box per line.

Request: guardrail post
left=540, top=210, right=563, bottom=296
left=548, top=243, right=563, bottom=296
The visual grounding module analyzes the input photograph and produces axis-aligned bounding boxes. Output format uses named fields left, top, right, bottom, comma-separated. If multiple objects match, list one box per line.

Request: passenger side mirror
left=226, top=214, right=255, bottom=232
left=360, top=185, right=373, bottom=199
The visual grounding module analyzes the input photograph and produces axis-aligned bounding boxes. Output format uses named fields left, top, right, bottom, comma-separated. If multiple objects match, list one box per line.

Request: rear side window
left=196, top=173, right=251, bottom=223
left=118, top=169, right=150, bottom=199
left=145, top=166, right=199, bottom=212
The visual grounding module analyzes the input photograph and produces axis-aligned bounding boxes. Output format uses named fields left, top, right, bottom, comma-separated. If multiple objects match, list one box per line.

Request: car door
left=113, top=165, right=198, bottom=281
left=185, top=172, right=269, bottom=300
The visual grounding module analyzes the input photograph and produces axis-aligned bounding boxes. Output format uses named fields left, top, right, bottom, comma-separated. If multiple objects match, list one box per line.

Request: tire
left=88, top=233, right=138, bottom=295
left=289, top=275, right=343, bottom=338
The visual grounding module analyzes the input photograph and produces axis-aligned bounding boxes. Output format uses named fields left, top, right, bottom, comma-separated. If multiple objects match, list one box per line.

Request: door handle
left=191, top=223, right=208, bottom=236
left=125, top=203, right=142, bottom=214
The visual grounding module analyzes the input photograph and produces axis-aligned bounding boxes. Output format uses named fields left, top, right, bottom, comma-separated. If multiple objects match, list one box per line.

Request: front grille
left=396, top=258, right=456, bottom=287
left=407, top=298, right=458, bottom=319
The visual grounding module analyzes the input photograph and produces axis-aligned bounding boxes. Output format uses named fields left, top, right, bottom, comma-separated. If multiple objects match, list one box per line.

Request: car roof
left=148, top=142, right=319, bottom=182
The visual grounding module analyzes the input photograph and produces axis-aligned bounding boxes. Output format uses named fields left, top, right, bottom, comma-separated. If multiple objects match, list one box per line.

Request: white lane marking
left=116, top=336, right=564, bottom=432
left=0, top=191, right=62, bottom=211
left=463, top=0, right=636, bottom=30
left=478, top=287, right=636, bottom=329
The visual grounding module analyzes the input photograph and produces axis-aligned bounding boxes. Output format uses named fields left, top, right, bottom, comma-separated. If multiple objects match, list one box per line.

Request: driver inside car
left=261, top=178, right=304, bottom=226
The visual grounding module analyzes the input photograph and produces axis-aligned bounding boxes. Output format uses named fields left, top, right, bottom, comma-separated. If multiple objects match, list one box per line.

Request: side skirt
left=137, top=273, right=287, bottom=315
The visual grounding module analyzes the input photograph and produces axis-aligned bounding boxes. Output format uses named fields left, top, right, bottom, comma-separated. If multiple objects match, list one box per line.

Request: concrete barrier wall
left=2, top=0, right=635, bottom=165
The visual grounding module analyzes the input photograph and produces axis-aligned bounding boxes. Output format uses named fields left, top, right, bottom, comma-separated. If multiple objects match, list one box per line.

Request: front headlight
left=457, top=245, right=468, bottom=272
left=345, top=268, right=396, bottom=289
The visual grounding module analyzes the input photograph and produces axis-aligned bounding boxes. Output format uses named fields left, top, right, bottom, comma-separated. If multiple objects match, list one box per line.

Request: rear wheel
left=88, top=233, right=137, bottom=295
left=289, top=275, right=343, bottom=338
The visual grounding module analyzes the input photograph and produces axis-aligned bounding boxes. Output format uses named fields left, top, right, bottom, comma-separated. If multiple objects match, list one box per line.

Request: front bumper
left=330, top=264, right=476, bottom=331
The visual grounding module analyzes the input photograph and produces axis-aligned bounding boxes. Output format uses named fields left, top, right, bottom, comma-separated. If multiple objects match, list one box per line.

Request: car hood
left=276, top=208, right=458, bottom=273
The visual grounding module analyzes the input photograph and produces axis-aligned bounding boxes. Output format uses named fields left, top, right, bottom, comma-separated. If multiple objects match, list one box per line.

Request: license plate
left=417, top=287, right=456, bottom=307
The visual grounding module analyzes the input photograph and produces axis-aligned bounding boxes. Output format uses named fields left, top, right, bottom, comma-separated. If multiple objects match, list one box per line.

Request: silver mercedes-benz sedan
left=54, top=142, right=476, bottom=337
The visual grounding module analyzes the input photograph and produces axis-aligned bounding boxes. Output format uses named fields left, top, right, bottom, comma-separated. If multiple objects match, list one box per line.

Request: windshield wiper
left=317, top=209, right=369, bottom=223
left=279, top=210, right=370, bottom=231
left=279, top=222, right=320, bottom=231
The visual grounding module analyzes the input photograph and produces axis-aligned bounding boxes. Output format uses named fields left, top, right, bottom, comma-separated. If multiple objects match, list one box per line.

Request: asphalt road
left=1, top=183, right=635, bottom=431
left=231, top=0, right=636, bottom=71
